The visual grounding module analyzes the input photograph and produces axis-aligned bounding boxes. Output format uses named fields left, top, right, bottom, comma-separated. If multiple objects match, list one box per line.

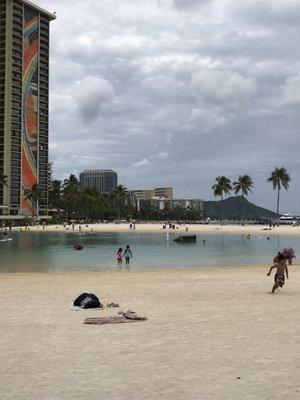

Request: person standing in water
left=267, top=253, right=289, bottom=294
left=282, top=246, right=296, bottom=265
left=116, top=248, right=123, bottom=264
left=123, top=245, right=133, bottom=265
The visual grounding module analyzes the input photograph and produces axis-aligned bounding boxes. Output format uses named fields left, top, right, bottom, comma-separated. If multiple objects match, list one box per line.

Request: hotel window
left=10, top=197, right=19, bottom=204
left=10, top=182, right=20, bottom=189
left=11, top=159, right=20, bottom=166
left=11, top=138, right=20, bottom=144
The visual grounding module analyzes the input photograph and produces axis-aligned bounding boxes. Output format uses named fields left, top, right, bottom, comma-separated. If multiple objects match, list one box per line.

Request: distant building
left=139, top=198, right=203, bottom=213
left=0, top=0, right=56, bottom=218
left=154, top=187, right=173, bottom=199
left=127, top=187, right=173, bottom=210
left=127, top=189, right=154, bottom=208
left=139, top=197, right=166, bottom=212
left=79, top=170, right=117, bottom=194
left=168, top=199, right=203, bottom=211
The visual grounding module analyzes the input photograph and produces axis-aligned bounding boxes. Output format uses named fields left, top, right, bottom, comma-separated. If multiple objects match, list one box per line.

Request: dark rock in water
left=74, top=244, right=83, bottom=250
left=173, top=235, right=197, bottom=243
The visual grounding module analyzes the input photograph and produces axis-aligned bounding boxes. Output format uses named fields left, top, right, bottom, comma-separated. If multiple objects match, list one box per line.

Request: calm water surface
left=0, top=231, right=299, bottom=273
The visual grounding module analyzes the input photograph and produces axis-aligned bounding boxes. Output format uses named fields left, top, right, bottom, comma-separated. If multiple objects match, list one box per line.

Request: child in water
left=116, top=248, right=123, bottom=264
left=123, top=245, right=133, bottom=265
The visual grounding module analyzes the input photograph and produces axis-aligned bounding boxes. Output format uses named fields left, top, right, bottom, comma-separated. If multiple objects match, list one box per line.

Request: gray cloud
left=191, top=69, right=257, bottom=114
left=173, top=0, right=211, bottom=10
left=37, top=0, right=300, bottom=212
left=73, top=77, right=114, bottom=121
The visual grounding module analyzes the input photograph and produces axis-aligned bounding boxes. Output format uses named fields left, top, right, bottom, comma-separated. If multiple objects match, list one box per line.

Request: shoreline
left=2, top=222, right=300, bottom=236
left=0, top=263, right=273, bottom=276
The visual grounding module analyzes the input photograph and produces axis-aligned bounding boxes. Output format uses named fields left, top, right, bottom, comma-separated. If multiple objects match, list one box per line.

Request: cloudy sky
left=39, top=0, right=300, bottom=212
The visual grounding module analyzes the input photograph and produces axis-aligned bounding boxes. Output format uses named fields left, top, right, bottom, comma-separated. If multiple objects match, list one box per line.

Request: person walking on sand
left=123, top=245, right=133, bottom=265
left=116, top=248, right=123, bottom=264
left=267, top=253, right=289, bottom=294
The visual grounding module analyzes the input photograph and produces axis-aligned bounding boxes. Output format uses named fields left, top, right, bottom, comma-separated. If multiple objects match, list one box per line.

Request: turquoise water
left=0, top=231, right=298, bottom=273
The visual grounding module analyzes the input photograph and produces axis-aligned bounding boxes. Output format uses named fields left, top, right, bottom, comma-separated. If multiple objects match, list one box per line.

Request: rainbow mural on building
left=21, top=7, right=39, bottom=215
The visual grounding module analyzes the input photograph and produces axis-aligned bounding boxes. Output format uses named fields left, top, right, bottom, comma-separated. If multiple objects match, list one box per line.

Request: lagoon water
left=0, top=231, right=299, bottom=273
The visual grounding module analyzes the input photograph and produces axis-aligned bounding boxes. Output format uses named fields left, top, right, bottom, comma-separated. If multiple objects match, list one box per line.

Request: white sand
left=1, top=267, right=299, bottom=400
left=5, top=222, right=300, bottom=236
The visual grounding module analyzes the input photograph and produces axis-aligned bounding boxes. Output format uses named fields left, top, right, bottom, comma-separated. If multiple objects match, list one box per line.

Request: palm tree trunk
left=221, top=193, right=224, bottom=226
left=277, top=188, right=280, bottom=225
left=242, top=195, right=245, bottom=226
left=31, top=199, right=35, bottom=220
left=117, top=197, right=121, bottom=220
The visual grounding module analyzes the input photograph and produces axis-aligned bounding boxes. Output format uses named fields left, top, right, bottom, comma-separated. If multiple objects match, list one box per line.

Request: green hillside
left=203, top=196, right=278, bottom=220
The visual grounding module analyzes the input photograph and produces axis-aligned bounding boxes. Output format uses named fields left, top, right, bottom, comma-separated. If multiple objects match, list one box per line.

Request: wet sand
left=1, top=266, right=299, bottom=400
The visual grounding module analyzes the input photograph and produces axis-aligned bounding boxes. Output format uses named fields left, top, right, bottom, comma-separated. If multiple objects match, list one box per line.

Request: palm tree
left=24, top=183, right=42, bottom=218
left=113, top=184, right=128, bottom=220
left=212, top=176, right=232, bottom=225
left=62, top=174, right=81, bottom=220
left=80, top=187, right=101, bottom=220
left=267, top=167, right=291, bottom=223
left=233, top=175, right=254, bottom=225
left=49, top=180, right=62, bottom=209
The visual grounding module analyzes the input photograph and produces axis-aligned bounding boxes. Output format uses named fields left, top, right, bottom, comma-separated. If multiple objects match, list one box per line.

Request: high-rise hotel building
left=0, top=0, right=55, bottom=217
left=80, top=170, right=118, bottom=194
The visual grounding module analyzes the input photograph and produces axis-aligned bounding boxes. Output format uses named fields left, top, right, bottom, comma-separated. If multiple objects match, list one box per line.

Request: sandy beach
left=3, top=222, right=300, bottom=236
left=1, top=266, right=299, bottom=400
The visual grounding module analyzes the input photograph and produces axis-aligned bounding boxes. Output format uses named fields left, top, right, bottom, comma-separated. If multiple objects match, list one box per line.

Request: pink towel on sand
left=84, top=310, right=148, bottom=325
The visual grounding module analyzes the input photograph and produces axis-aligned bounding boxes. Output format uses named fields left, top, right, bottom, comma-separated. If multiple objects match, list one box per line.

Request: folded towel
left=84, top=310, right=147, bottom=325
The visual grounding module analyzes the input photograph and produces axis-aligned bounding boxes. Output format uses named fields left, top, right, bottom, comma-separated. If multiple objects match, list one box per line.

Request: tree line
left=0, top=166, right=292, bottom=223
left=48, top=175, right=130, bottom=221
left=49, top=175, right=202, bottom=222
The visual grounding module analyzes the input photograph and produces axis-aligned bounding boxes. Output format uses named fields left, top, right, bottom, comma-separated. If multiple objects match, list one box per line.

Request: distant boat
left=174, top=235, right=197, bottom=243
left=279, top=213, right=300, bottom=224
